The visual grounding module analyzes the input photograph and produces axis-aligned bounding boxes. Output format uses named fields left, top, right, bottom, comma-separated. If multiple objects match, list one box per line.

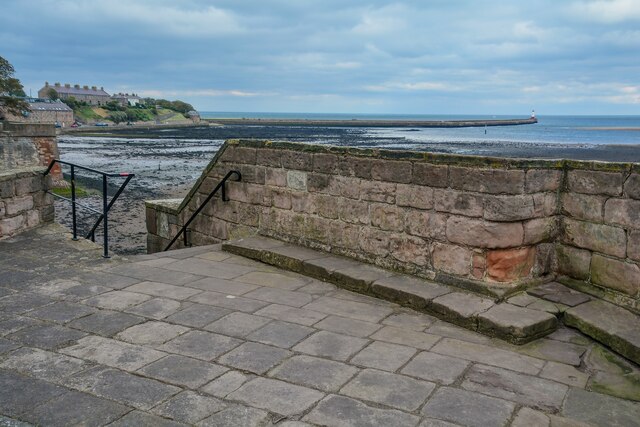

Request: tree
left=0, top=56, right=29, bottom=117
left=45, top=88, right=59, bottom=100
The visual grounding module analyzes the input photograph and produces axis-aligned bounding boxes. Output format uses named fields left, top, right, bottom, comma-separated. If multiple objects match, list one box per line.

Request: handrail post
left=70, top=165, right=78, bottom=240
left=102, top=175, right=109, bottom=258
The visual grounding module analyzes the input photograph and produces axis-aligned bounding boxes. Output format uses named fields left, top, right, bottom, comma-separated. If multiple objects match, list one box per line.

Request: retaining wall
left=146, top=140, right=639, bottom=310
left=0, top=122, right=62, bottom=181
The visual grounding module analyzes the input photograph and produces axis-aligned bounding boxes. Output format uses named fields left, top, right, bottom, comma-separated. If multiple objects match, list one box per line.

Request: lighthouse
left=531, top=109, right=536, bottom=119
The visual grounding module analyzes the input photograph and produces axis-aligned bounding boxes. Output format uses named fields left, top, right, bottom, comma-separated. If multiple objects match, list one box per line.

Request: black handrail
left=164, top=170, right=241, bottom=251
left=43, top=159, right=134, bottom=258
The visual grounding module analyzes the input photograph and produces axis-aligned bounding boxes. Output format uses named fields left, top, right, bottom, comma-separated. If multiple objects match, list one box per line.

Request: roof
left=28, top=101, right=73, bottom=112
left=42, top=85, right=110, bottom=97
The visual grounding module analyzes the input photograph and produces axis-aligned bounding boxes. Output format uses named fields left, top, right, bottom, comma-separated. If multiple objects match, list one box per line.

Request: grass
left=51, top=183, right=91, bottom=198
left=75, top=106, right=103, bottom=122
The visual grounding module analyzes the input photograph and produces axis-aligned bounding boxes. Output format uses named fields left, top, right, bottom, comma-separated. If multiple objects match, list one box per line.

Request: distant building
left=3, top=98, right=74, bottom=127
left=38, top=82, right=110, bottom=106
left=111, top=93, right=142, bottom=107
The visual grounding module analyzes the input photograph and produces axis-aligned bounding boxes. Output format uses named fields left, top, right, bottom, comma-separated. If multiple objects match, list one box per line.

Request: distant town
left=7, top=81, right=200, bottom=128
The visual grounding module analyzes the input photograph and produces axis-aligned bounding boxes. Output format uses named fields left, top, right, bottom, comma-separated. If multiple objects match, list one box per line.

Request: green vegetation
left=0, top=56, right=29, bottom=117
left=64, top=96, right=193, bottom=124
left=51, top=183, right=90, bottom=198
left=76, top=105, right=103, bottom=121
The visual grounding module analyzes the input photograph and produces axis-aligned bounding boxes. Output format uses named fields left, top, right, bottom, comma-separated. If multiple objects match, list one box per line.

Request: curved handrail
left=164, top=170, right=241, bottom=251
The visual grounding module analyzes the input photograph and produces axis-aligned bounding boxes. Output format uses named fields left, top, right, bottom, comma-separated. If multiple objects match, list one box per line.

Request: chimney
left=100, top=87, right=104, bottom=91
left=83, top=85, right=89, bottom=90
left=55, top=82, right=61, bottom=86
left=45, top=82, right=49, bottom=87
left=91, top=86, right=97, bottom=91
left=66, top=84, right=71, bottom=88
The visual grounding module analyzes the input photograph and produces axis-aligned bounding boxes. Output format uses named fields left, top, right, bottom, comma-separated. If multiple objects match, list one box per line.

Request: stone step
left=564, top=300, right=640, bottom=365
left=222, top=237, right=557, bottom=344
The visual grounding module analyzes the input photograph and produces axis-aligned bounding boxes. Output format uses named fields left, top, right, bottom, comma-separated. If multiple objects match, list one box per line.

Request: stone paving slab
left=2, top=225, right=640, bottom=426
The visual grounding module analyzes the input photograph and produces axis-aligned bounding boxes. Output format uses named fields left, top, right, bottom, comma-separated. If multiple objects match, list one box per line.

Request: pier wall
left=146, top=140, right=639, bottom=310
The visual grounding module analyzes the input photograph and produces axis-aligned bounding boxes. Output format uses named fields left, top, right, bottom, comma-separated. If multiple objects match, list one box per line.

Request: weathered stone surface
left=382, top=312, right=436, bottom=331
left=401, top=351, right=469, bottom=385
left=413, top=163, right=448, bottom=187
left=27, top=301, right=96, bottom=324
left=541, top=361, right=589, bottom=388
left=305, top=395, right=420, bottom=427
left=151, top=390, right=226, bottom=424
left=396, top=184, right=434, bottom=209
left=477, top=304, right=557, bottom=343
left=526, top=169, right=562, bottom=193
left=67, top=310, right=144, bottom=336
left=370, top=203, right=404, bottom=231
left=604, top=198, right=640, bottom=229
left=422, top=387, right=515, bottom=427
left=590, top=254, right=640, bottom=296
left=270, top=355, right=358, bottom=392
left=565, top=300, right=640, bottom=365
left=562, top=192, right=605, bottom=222
left=484, top=194, right=536, bottom=221
left=0, top=369, right=67, bottom=417
left=625, top=173, right=640, bottom=199
left=588, top=370, right=640, bottom=402
left=205, top=312, right=271, bottom=337
left=563, top=218, right=626, bottom=258
left=629, top=230, right=640, bottom=262
left=556, top=245, right=591, bottom=280
left=389, top=233, right=429, bottom=266
left=518, top=338, right=586, bottom=366
left=69, top=366, right=180, bottom=410
left=303, top=296, right=393, bottom=323
left=370, top=159, right=412, bottom=183
left=7, top=324, right=86, bottom=350
left=486, top=247, right=535, bottom=282
left=159, top=330, right=242, bottom=361
left=293, top=330, right=368, bottom=361
left=434, top=189, right=483, bottom=217
left=313, top=315, right=381, bottom=337
left=370, top=326, right=440, bottom=350
left=351, top=341, right=416, bottom=371
left=255, top=303, right=327, bottom=326
left=568, top=170, right=624, bottom=196
left=405, top=210, right=447, bottom=240
left=0, top=347, right=87, bottom=382
left=359, top=180, right=396, bottom=203
left=83, top=290, right=152, bottom=310
left=341, top=369, right=435, bottom=411
left=198, top=404, right=268, bottom=427
left=201, top=370, right=253, bottom=398
left=462, top=364, right=568, bottom=411
left=246, top=320, right=314, bottom=348
left=138, top=354, right=227, bottom=388
left=219, top=342, right=291, bottom=374
left=117, top=321, right=189, bottom=345
left=228, top=377, right=324, bottom=416
left=524, top=217, right=558, bottom=244
left=124, top=281, right=202, bottom=300
left=165, top=303, right=232, bottom=327
left=430, top=292, right=494, bottom=328
left=432, top=338, right=544, bottom=374
left=562, top=388, right=640, bottom=426
left=432, top=243, right=472, bottom=276
left=449, top=167, right=525, bottom=194
left=126, top=297, right=183, bottom=319
left=446, top=216, right=524, bottom=249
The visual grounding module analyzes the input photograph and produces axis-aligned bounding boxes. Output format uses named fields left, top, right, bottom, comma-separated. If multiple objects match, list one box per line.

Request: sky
left=1, top=0, right=639, bottom=115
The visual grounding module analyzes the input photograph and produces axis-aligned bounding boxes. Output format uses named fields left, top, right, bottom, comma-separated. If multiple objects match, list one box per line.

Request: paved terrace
left=1, top=225, right=639, bottom=426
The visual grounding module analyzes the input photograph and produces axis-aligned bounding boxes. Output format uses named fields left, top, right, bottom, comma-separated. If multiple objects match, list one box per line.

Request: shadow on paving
left=0, top=223, right=638, bottom=426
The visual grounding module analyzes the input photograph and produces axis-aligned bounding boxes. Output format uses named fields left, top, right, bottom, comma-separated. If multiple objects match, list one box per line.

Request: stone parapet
left=0, top=167, right=53, bottom=238
left=146, top=140, right=639, bottom=310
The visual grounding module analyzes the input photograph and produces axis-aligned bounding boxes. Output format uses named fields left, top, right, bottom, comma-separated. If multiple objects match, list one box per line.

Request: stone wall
left=0, top=122, right=63, bottom=181
left=558, top=162, right=640, bottom=311
left=0, top=168, right=54, bottom=238
left=146, top=140, right=639, bottom=309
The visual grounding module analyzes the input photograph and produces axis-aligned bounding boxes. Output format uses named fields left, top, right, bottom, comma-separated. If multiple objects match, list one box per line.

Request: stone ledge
left=222, top=236, right=558, bottom=344
left=564, top=300, right=640, bottom=365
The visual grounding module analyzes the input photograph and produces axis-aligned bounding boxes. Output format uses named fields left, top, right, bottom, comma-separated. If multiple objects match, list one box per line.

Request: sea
left=57, top=114, right=640, bottom=194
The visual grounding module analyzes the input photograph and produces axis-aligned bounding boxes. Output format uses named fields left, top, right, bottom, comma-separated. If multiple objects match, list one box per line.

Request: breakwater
left=205, top=117, right=538, bottom=128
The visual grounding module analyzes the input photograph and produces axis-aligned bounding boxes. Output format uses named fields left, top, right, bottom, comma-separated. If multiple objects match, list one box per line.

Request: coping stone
left=372, top=275, right=451, bottom=309
left=221, top=236, right=285, bottom=259
left=477, top=304, right=558, bottom=344
left=430, top=292, right=495, bottom=329
left=564, top=300, right=640, bottom=365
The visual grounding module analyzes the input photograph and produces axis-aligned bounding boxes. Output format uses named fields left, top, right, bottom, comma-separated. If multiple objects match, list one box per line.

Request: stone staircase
left=222, top=236, right=640, bottom=362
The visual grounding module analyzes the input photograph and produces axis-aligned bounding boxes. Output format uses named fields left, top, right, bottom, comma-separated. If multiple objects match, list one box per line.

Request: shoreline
left=203, top=117, right=538, bottom=128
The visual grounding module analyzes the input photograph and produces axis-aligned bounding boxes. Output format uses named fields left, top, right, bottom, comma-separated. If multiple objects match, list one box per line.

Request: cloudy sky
left=1, top=0, right=639, bottom=115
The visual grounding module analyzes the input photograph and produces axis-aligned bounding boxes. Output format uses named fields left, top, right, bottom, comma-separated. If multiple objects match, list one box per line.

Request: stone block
left=396, top=184, right=434, bottom=209
left=264, top=167, right=287, bottom=186
left=270, top=355, right=358, bottom=392
left=412, top=163, right=448, bottom=187
left=227, top=146, right=257, bottom=164
left=313, top=193, right=339, bottom=219
left=0, top=201, right=4, bottom=218
left=359, top=227, right=391, bottom=257
left=563, top=218, right=626, bottom=258
left=370, top=203, right=404, bottom=231
left=472, top=252, right=486, bottom=279
left=313, top=153, right=339, bottom=173
left=625, top=173, right=640, bottom=199
left=293, top=330, right=368, bottom=361
left=332, top=264, right=394, bottom=293
left=556, top=244, right=591, bottom=280
left=0, top=215, right=25, bottom=236
left=256, top=149, right=282, bottom=167
left=370, top=326, right=440, bottom=350
left=430, top=292, right=495, bottom=328
left=562, top=387, right=640, bottom=427
left=525, top=169, right=562, bottom=192
left=151, top=390, right=226, bottom=424
left=371, top=275, right=450, bottom=309
left=446, top=216, right=523, bottom=249
left=565, top=299, right=640, bottom=365
left=604, top=198, right=640, bottom=229
left=591, top=254, right=640, bottom=296
left=432, top=243, right=472, bottom=276
left=338, top=156, right=373, bottom=179
left=629, top=230, right=640, bottom=261
left=421, top=387, right=515, bottom=427
left=236, top=164, right=265, bottom=184
left=25, top=210, right=39, bottom=228
left=477, top=304, right=557, bottom=343
left=350, top=341, right=417, bottom=372
left=524, top=217, right=557, bottom=244
left=360, top=180, right=396, bottom=203
left=405, top=210, right=447, bottom=240
left=568, top=169, right=623, bottom=196
left=483, top=194, right=535, bottom=221
left=435, top=189, right=483, bottom=217
left=401, top=351, right=469, bottom=385
left=281, top=150, right=313, bottom=171
left=286, top=170, right=307, bottom=191
left=336, top=198, right=369, bottom=224
left=449, top=167, right=525, bottom=194
left=389, top=233, right=429, bottom=266
left=139, top=355, right=227, bottom=389
left=0, top=180, right=15, bottom=198
left=146, top=207, right=157, bottom=234
left=371, top=159, right=412, bottom=183
left=332, top=175, right=362, bottom=199
left=486, top=247, right=535, bottom=282
left=15, top=176, right=44, bottom=195
left=305, top=395, right=419, bottom=427
left=5, top=196, right=33, bottom=216
left=562, top=192, right=605, bottom=222
left=219, top=342, right=291, bottom=373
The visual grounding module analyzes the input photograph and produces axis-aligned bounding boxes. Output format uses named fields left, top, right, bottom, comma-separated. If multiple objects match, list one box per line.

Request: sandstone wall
left=0, top=122, right=63, bottom=181
left=558, top=162, right=640, bottom=311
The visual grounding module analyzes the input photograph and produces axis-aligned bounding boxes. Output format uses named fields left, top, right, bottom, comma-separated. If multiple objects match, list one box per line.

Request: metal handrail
left=164, top=170, right=241, bottom=251
left=43, top=159, right=134, bottom=258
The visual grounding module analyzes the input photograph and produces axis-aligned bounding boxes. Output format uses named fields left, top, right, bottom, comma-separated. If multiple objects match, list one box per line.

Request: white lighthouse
left=531, top=109, right=536, bottom=119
